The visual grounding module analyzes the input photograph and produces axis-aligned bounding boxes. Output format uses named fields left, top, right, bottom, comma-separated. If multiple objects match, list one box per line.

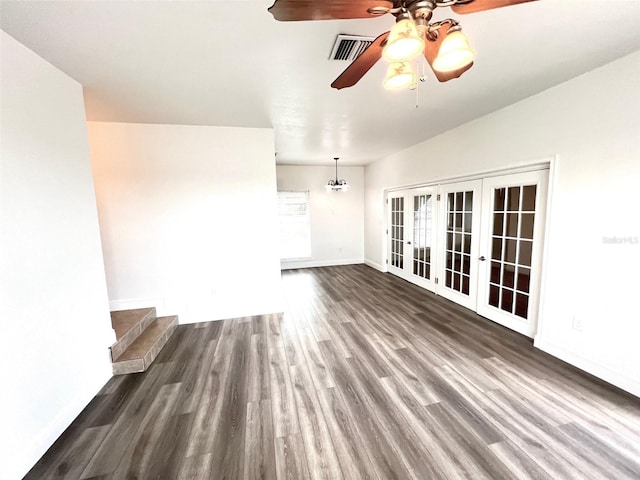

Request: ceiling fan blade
left=268, top=0, right=394, bottom=21
left=451, top=0, right=537, bottom=15
left=331, top=32, right=389, bottom=90
left=423, top=23, right=473, bottom=82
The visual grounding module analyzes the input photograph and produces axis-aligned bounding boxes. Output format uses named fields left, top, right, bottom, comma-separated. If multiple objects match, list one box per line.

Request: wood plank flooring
left=25, top=264, right=640, bottom=479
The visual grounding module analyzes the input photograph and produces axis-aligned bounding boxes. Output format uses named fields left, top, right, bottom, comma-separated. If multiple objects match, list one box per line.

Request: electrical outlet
left=572, top=316, right=583, bottom=331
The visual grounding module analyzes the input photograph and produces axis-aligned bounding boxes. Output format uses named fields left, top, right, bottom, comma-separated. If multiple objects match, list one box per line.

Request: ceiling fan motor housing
left=405, top=1, right=436, bottom=22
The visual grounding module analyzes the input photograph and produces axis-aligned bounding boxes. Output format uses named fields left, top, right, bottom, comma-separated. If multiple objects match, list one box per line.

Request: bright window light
left=278, top=191, right=311, bottom=260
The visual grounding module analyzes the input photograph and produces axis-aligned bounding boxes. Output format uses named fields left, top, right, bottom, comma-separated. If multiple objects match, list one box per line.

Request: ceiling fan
left=267, top=0, right=537, bottom=90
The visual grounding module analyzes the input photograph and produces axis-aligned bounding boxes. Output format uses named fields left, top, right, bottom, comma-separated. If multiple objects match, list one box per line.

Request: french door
left=386, top=169, right=548, bottom=337
left=436, top=180, right=482, bottom=310
left=476, top=171, right=548, bottom=336
left=387, top=187, right=437, bottom=292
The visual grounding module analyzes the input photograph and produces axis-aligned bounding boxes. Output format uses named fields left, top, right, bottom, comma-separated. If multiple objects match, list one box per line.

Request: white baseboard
left=109, top=297, right=165, bottom=314
left=364, top=259, right=385, bottom=272
left=15, top=368, right=112, bottom=480
left=534, top=337, right=640, bottom=398
left=280, top=258, right=364, bottom=270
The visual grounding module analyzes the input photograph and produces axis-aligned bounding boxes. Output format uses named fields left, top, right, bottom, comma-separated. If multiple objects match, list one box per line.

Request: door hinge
left=437, top=194, right=441, bottom=201
left=386, top=259, right=388, bottom=264
left=386, top=198, right=389, bottom=204
left=435, top=277, right=439, bottom=284
left=386, top=229, right=388, bottom=234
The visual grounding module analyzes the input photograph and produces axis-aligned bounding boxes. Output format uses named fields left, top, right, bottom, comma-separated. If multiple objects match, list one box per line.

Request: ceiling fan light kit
left=431, top=26, right=476, bottom=72
left=267, top=0, right=536, bottom=89
left=383, top=62, right=416, bottom=89
left=326, top=157, right=350, bottom=192
left=382, top=18, right=425, bottom=62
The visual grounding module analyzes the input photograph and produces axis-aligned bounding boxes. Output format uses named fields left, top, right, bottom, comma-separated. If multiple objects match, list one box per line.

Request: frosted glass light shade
left=383, top=62, right=415, bottom=90
left=382, top=19, right=425, bottom=62
left=432, top=30, right=475, bottom=72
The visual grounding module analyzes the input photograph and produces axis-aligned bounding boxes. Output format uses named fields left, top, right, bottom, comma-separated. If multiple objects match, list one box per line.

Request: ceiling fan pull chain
left=414, top=65, right=420, bottom=108
left=413, top=56, right=427, bottom=108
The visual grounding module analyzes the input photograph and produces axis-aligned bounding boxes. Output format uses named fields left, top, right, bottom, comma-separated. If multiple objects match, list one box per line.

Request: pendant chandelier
left=326, top=157, right=349, bottom=192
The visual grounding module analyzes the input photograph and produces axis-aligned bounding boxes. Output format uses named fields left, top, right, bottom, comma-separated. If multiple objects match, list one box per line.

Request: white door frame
left=435, top=179, right=482, bottom=310
left=477, top=170, right=549, bottom=337
left=386, top=187, right=438, bottom=292
left=386, top=190, right=409, bottom=280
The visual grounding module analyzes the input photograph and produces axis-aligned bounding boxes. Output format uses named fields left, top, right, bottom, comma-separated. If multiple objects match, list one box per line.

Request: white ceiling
left=2, top=0, right=640, bottom=165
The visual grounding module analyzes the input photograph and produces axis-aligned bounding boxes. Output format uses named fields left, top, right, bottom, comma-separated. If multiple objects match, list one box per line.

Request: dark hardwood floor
left=26, top=264, right=640, bottom=479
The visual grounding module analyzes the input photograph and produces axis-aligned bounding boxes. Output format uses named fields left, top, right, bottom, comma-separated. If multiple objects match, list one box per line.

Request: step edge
left=111, top=307, right=157, bottom=339
left=112, top=358, right=145, bottom=375
left=112, top=315, right=178, bottom=363
left=112, top=319, right=178, bottom=375
left=141, top=321, right=178, bottom=370
left=109, top=307, right=158, bottom=360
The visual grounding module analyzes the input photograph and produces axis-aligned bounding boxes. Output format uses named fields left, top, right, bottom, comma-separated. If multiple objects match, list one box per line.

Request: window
left=277, top=191, right=311, bottom=259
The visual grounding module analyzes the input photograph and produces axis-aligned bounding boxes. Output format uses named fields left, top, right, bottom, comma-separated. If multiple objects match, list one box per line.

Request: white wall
left=277, top=165, right=364, bottom=269
left=0, top=32, right=113, bottom=479
left=365, top=50, right=640, bottom=397
left=88, top=122, right=283, bottom=323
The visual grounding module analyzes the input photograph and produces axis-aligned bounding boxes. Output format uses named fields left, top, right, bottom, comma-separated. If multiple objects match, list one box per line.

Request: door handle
left=479, top=256, right=486, bottom=261
left=407, top=241, right=412, bottom=245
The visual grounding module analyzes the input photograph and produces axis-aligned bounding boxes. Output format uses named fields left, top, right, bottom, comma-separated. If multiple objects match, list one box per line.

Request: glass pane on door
left=445, top=190, right=473, bottom=295
left=412, top=194, right=433, bottom=280
left=390, top=197, right=404, bottom=269
left=488, top=184, right=537, bottom=319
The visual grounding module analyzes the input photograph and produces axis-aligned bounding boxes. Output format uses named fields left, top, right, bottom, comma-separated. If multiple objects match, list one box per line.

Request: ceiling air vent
left=329, top=34, right=374, bottom=61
